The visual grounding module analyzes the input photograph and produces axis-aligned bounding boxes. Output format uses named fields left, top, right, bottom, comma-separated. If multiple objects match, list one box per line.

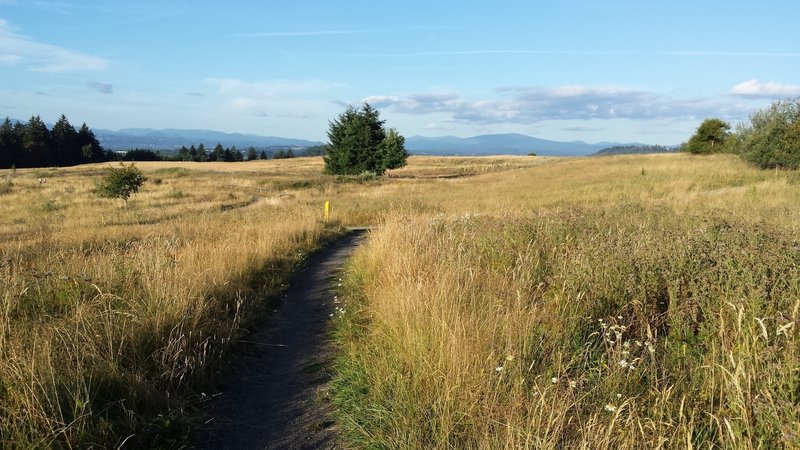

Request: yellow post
left=324, top=200, right=330, bottom=223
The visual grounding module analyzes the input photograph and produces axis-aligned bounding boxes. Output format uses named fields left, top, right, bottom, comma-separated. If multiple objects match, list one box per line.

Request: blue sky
left=1, top=0, right=799, bottom=144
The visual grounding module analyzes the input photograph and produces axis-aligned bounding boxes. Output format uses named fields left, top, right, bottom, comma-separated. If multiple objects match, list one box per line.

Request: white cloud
left=361, top=85, right=763, bottom=127
left=203, top=78, right=344, bottom=119
left=730, top=79, right=800, bottom=99
left=205, top=78, right=342, bottom=97
left=0, top=19, right=107, bottom=72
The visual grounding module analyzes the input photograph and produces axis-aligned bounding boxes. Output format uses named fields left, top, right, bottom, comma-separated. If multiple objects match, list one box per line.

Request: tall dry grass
left=332, top=154, right=800, bottom=449
left=0, top=155, right=543, bottom=447
left=0, top=160, right=340, bottom=447
left=3, top=153, right=799, bottom=448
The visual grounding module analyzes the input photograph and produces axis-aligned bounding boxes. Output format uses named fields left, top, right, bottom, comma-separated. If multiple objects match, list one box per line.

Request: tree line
left=0, top=115, right=108, bottom=169
left=681, top=98, right=800, bottom=169
left=115, top=145, right=320, bottom=163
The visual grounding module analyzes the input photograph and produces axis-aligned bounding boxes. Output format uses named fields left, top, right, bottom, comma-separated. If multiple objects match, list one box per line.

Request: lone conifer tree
left=324, top=103, right=407, bottom=175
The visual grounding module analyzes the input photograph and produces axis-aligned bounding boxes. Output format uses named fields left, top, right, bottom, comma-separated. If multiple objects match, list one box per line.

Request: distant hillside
left=94, top=128, right=323, bottom=151
left=405, top=133, right=622, bottom=156
left=593, top=145, right=677, bottom=156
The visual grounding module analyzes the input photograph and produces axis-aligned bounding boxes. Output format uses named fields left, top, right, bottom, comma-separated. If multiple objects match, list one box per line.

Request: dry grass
left=0, top=156, right=538, bottom=447
left=2, top=153, right=799, bottom=448
left=331, top=153, right=800, bottom=449
left=0, top=160, right=339, bottom=447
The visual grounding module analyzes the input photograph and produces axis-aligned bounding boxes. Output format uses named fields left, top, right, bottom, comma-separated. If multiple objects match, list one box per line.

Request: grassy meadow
left=0, top=153, right=798, bottom=448
left=331, top=153, right=800, bottom=449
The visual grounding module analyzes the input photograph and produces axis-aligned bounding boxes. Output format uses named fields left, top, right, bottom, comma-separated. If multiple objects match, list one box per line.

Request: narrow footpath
left=201, top=230, right=368, bottom=450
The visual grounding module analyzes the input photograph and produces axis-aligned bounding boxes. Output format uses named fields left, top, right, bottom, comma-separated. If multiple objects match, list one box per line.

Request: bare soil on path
left=200, top=230, right=368, bottom=450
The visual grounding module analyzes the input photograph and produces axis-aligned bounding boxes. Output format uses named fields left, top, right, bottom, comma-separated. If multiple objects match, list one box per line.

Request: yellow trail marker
left=324, top=200, right=330, bottom=222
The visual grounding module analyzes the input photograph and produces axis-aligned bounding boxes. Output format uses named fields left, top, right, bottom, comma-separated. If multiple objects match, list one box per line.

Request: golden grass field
left=1, top=154, right=799, bottom=448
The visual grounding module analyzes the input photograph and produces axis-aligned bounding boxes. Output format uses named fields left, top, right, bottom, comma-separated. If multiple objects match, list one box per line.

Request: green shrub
left=738, top=98, right=800, bottom=169
left=681, top=118, right=731, bottom=154
left=96, top=163, right=146, bottom=205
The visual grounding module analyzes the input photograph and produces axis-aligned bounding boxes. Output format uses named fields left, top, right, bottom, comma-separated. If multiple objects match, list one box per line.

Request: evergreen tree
left=213, top=143, right=225, bottom=161
left=23, top=115, right=53, bottom=167
left=259, top=150, right=268, bottom=160
left=324, top=103, right=406, bottom=175
left=0, top=118, right=19, bottom=169
left=51, top=115, right=79, bottom=165
left=77, top=123, right=104, bottom=162
left=189, top=145, right=198, bottom=161
left=286, top=149, right=294, bottom=158
left=378, top=128, right=408, bottom=171
left=223, top=147, right=233, bottom=162
left=197, top=143, right=207, bottom=161
left=178, top=146, right=189, bottom=161
left=246, top=146, right=258, bottom=161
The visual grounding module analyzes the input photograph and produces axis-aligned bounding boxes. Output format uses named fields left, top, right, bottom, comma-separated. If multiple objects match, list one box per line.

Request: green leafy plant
left=95, top=162, right=146, bottom=205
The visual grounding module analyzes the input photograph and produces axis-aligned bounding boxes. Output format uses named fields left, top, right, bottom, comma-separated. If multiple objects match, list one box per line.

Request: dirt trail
left=201, top=230, right=368, bottom=450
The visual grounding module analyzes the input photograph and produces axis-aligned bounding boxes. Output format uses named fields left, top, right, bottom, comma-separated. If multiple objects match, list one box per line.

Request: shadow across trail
left=201, top=229, right=368, bottom=450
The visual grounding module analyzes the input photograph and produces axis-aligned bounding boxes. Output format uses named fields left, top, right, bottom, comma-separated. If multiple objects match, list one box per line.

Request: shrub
left=681, top=118, right=731, bottom=154
left=96, top=163, right=146, bottom=205
left=737, top=98, right=800, bottom=169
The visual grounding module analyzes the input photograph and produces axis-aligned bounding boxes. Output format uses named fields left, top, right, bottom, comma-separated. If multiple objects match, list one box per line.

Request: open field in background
left=0, top=153, right=799, bottom=448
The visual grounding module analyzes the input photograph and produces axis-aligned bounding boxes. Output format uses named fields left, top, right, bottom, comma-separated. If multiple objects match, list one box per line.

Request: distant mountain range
left=94, top=128, right=323, bottom=151
left=405, top=133, right=633, bottom=156
left=8, top=120, right=665, bottom=156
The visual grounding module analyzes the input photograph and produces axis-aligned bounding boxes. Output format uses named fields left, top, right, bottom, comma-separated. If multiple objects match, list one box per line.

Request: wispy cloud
left=239, top=29, right=385, bottom=37
left=311, top=48, right=800, bottom=59
left=238, top=26, right=454, bottom=38
left=88, top=81, right=113, bottom=94
left=204, top=78, right=343, bottom=118
left=0, top=19, right=107, bottom=72
left=312, top=49, right=637, bottom=58
left=730, top=79, right=800, bottom=99
left=667, top=50, right=800, bottom=57
left=364, top=85, right=750, bottom=125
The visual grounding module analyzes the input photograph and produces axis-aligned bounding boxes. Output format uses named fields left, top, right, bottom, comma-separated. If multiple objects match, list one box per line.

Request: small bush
left=96, top=163, right=146, bottom=205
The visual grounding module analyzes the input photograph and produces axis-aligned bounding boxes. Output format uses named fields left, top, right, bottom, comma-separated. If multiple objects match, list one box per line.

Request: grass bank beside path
left=0, top=160, right=345, bottom=448
left=331, top=154, right=800, bottom=449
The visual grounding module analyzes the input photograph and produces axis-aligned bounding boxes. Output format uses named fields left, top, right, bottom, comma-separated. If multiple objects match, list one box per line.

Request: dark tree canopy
left=0, top=115, right=108, bottom=168
left=324, top=103, right=408, bottom=175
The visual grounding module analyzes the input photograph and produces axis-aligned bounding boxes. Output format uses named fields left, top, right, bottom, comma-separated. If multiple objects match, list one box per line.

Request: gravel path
left=201, top=230, right=368, bottom=450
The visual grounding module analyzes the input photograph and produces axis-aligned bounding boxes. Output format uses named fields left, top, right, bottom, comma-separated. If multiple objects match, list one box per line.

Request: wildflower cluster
left=330, top=278, right=347, bottom=318
left=596, top=316, right=656, bottom=373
